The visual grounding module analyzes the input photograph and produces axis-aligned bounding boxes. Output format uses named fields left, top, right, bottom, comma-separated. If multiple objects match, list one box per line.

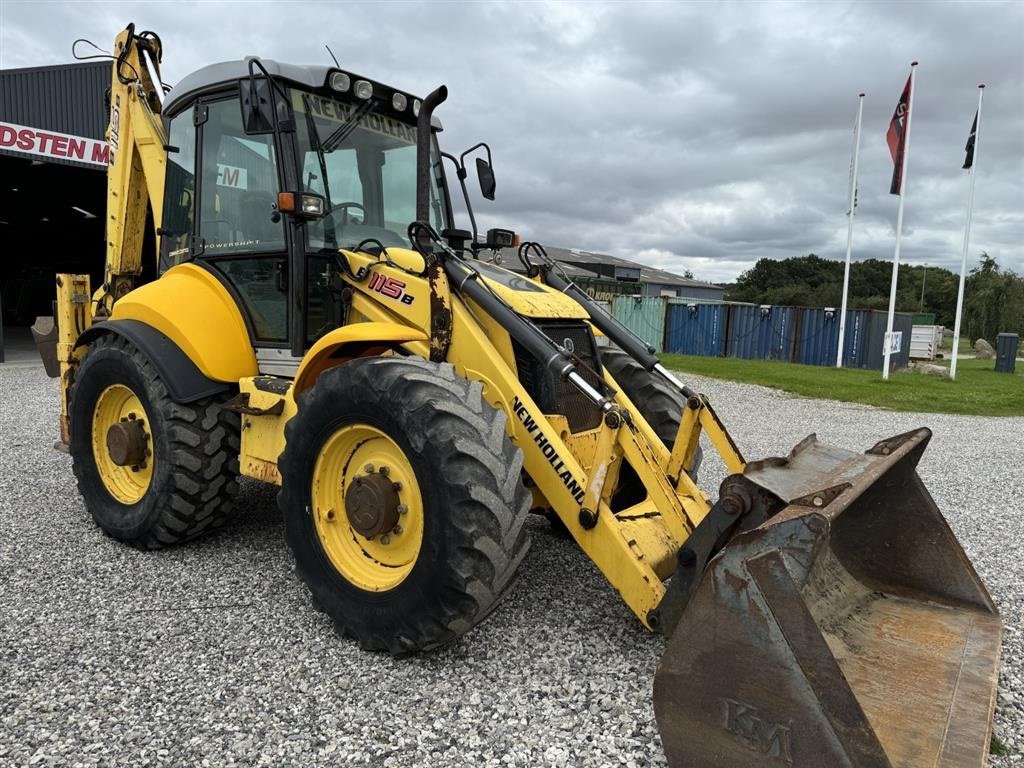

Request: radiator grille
left=512, top=321, right=604, bottom=433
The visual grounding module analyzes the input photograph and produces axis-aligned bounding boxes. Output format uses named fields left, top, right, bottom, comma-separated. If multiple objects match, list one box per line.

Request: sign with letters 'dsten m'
left=0, top=121, right=109, bottom=166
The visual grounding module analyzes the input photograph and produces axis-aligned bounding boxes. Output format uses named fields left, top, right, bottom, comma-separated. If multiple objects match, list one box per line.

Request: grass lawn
left=659, top=354, right=1024, bottom=416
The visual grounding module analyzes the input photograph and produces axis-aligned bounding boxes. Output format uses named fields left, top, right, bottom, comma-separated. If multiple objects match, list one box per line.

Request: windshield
left=293, top=90, right=449, bottom=251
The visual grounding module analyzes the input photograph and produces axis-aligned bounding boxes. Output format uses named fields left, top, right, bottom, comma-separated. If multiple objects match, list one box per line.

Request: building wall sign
left=0, top=120, right=108, bottom=166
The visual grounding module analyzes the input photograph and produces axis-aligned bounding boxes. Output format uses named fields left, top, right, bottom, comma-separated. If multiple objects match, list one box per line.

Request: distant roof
left=541, top=244, right=720, bottom=289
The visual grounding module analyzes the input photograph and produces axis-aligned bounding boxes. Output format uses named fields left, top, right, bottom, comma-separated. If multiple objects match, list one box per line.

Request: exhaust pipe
left=415, top=85, right=448, bottom=224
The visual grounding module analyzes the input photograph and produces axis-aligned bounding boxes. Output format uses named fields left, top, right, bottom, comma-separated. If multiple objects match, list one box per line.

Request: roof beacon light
left=392, top=92, right=408, bottom=112
left=354, top=80, right=373, bottom=100
left=329, top=72, right=351, bottom=93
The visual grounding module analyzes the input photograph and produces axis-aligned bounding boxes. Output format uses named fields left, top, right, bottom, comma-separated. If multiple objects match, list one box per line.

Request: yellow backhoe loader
left=37, top=25, right=1002, bottom=766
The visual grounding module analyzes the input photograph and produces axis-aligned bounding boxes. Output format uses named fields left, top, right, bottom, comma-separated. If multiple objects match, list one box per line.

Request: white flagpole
left=883, top=62, right=918, bottom=381
left=950, top=84, right=985, bottom=381
left=837, top=92, right=865, bottom=368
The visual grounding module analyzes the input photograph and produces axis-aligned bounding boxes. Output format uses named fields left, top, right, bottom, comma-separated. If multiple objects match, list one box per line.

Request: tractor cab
left=157, top=60, right=453, bottom=361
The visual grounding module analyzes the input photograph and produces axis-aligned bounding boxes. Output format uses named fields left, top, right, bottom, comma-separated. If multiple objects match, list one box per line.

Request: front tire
left=69, top=334, right=240, bottom=548
left=278, top=357, right=530, bottom=653
left=601, top=347, right=702, bottom=478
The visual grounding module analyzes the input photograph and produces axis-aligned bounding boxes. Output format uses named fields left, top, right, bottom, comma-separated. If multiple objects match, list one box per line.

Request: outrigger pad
left=654, top=428, right=1001, bottom=768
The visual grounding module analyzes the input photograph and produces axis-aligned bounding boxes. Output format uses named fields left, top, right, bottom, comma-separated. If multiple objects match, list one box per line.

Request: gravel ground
left=1, top=362, right=1021, bottom=767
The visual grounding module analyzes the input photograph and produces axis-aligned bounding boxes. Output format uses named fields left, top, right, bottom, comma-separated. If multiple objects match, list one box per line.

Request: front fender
left=293, top=323, right=428, bottom=396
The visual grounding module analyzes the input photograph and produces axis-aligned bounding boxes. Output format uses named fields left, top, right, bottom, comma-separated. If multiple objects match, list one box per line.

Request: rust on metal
left=219, top=391, right=285, bottom=417
left=346, top=473, right=401, bottom=538
left=427, top=262, right=453, bottom=362
left=789, top=482, right=852, bottom=509
left=105, top=419, right=148, bottom=467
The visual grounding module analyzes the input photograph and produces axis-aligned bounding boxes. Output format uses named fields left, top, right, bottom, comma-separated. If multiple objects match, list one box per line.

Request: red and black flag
left=963, top=111, right=978, bottom=169
left=887, top=75, right=912, bottom=195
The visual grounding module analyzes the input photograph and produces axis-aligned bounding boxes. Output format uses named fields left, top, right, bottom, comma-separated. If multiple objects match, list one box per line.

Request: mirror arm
left=459, top=141, right=492, bottom=169
left=441, top=152, right=478, bottom=246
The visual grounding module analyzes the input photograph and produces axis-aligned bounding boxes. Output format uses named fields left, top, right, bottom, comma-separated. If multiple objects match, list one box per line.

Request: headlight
left=412, top=99, right=421, bottom=117
left=392, top=92, right=408, bottom=111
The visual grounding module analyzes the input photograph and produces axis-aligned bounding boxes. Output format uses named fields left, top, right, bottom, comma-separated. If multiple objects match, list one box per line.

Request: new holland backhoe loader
left=37, top=24, right=1002, bottom=767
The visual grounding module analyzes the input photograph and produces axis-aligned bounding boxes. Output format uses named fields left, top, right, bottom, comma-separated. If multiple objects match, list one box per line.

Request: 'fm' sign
left=0, top=121, right=109, bottom=167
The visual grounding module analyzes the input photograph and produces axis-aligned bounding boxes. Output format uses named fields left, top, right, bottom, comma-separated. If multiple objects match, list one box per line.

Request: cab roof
left=164, top=58, right=442, bottom=128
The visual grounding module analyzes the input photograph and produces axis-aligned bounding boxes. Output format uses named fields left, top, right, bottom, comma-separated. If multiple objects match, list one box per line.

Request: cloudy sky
left=2, top=0, right=1021, bottom=283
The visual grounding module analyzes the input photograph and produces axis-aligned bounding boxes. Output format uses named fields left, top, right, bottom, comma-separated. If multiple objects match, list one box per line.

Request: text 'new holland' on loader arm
left=37, top=24, right=1001, bottom=767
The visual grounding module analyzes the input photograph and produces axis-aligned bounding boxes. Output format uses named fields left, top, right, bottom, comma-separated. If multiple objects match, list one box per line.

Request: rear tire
left=278, top=357, right=531, bottom=653
left=69, top=334, right=240, bottom=548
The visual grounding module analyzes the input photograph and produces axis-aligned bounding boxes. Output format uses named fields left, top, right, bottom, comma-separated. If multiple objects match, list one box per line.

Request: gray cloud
left=1, top=0, right=1020, bottom=283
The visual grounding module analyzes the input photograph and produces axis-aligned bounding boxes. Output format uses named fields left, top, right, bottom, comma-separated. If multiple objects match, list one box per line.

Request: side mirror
left=476, top=157, right=496, bottom=200
left=240, top=77, right=275, bottom=134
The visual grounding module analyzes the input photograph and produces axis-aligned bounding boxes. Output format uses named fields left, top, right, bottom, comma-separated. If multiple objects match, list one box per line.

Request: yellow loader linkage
left=37, top=24, right=1001, bottom=768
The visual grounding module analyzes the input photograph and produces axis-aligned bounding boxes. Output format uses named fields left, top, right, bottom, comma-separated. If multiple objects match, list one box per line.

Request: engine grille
left=512, top=321, right=604, bottom=433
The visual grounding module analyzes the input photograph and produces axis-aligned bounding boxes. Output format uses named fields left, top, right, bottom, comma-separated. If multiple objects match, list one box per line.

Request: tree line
left=722, top=253, right=1023, bottom=344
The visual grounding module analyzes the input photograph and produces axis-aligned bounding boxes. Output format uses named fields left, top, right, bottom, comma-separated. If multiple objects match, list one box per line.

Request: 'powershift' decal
left=511, top=396, right=585, bottom=505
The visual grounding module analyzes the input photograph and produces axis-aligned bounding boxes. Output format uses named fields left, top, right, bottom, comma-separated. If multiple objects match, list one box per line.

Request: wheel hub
left=345, top=471, right=401, bottom=538
left=105, top=417, right=148, bottom=468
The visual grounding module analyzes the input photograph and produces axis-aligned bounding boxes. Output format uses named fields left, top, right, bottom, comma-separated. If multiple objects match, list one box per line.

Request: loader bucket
left=654, top=428, right=1001, bottom=768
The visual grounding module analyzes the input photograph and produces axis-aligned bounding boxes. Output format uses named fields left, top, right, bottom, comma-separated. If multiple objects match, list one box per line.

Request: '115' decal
left=368, top=272, right=415, bottom=305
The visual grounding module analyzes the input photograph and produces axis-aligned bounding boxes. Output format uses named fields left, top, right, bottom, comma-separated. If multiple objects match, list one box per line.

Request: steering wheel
left=327, top=201, right=366, bottom=228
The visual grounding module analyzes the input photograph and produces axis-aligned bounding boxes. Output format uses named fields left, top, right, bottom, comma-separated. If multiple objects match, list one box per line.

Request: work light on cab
left=329, top=71, right=350, bottom=92
left=354, top=79, right=373, bottom=100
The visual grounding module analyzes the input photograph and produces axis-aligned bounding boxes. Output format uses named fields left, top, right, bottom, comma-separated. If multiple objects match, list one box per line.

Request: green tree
left=963, top=254, right=1024, bottom=343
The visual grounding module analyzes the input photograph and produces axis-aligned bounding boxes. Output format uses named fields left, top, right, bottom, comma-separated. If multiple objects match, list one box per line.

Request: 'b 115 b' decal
left=511, top=396, right=585, bottom=505
left=368, top=272, right=414, bottom=305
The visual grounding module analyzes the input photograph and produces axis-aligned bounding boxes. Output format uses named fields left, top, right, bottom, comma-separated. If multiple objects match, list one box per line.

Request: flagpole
left=883, top=61, right=918, bottom=381
left=950, top=83, right=985, bottom=381
left=837, top=92, right=865, bottom=368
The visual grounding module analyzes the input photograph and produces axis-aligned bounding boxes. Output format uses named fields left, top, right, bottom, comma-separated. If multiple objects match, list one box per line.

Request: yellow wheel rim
left=91, top=383, right=154, bottom=505
left=312, top=424, right=425, bottom=592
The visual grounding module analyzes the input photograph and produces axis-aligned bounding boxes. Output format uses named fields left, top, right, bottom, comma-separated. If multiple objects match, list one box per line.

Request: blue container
left=796, top=308, right=840, bottom=366
left=726, top=305, right=797, bottom=361
left=612, top=295, right=667, bottom=353
left=664, top=302, right=726, bottom=356
left=839, top=309, right=870, bottom=368
left=863, top=310, right=913, bottom=371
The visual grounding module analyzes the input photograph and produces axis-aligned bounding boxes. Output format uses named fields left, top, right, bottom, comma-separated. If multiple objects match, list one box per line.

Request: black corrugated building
left=1, top=61, right=109, bottom=336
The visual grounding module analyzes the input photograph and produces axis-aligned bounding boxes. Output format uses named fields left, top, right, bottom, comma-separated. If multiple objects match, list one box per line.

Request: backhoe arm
left=96, top=24, right=168, bottom=316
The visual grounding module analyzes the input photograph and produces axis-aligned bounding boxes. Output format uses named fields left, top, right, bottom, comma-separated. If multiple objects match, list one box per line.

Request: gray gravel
left=1, top=363, right=1021, bottom=767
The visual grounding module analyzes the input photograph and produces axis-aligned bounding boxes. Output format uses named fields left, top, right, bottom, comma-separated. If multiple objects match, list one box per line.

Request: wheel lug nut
left=392, top=482, right=402, bottom=492
left=397, top=504, right=408, bottom=515
left=363, top=463, right=374, bottom=474
left=380, top=534, right=391, bottom=545
left=393, top=525, right=403, bottom=535
left=378, top=466, right=390, bottom=476
left=128, top=413, right=136, bottom=420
